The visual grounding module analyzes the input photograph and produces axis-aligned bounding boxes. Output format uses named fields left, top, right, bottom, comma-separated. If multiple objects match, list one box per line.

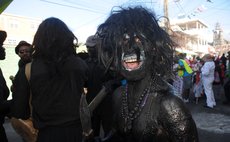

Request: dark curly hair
left=96, top=6, right=175, bottom=78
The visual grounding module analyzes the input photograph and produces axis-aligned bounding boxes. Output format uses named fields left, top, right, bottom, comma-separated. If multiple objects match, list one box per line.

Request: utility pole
left=164, top=0, right=170, bottom=33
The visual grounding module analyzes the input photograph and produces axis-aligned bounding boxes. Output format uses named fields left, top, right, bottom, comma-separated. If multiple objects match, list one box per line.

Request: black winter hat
left=15, top=41, right=31, bottom=54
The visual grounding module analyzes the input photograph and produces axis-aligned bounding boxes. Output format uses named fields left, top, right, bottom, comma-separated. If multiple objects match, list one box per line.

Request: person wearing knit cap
left=84, top=35, right=115, bottom=138
left=15, top=40, right=33, bottom=68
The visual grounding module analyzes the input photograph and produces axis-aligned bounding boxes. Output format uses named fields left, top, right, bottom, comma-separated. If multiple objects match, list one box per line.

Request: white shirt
left=201, top=61, right=215, bottom=81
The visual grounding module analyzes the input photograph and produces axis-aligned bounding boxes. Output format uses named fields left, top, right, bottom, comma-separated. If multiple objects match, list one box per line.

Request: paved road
left=3, top=97, right=230, bottom=142
left=186, top=97, right=230, bottom=142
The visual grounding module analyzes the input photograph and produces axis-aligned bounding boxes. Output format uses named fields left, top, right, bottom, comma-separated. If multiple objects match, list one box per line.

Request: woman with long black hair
left=11, top=17, right=88, bottom=142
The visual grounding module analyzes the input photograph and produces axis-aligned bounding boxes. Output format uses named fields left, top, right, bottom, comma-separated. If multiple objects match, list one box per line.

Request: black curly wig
left=96, top=6, right=175, bottom=79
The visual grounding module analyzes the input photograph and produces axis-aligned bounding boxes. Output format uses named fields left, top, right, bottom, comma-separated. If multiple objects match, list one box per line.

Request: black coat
left=11, top=55, right=88, bottom=129
left=0, top=68, right=10, bottom=124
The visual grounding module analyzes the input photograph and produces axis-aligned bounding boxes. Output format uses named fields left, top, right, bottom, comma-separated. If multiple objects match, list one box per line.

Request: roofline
left=171, top=18, right=208, bottom=28
left=1, top=12, right=42, bottom=22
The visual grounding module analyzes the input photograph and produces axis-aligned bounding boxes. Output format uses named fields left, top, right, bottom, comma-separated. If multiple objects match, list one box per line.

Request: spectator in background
left=213, top=60, right=224, bottom=101
left=10, top=41, right=33, bottom=93
left=192, top=57, right=203, bottom=104
left=201, top=54, right=216, bottom=109
left=15, top=41, right=33, bottom=68
left=227, top=52, right=230, bottom=69
left=0, top=30, right=12, bottom=142
left=220, top=53, right=227, bottom=71
left=11, top=17, right=88, bottom=142
left=85, top=35, right=103, bottom=103
left=223, top=51, right=230, bottom=104
left=84, top=35, right=116, bottom=138
left=219, top=60, right=226, bottom=83
left=172, top=55, right=183, bottom=99
left=177, top=53, right=193, bottom=103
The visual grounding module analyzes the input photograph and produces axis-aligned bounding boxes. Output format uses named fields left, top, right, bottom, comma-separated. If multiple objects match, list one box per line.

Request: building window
left=9, top=19, right=19, bottom=30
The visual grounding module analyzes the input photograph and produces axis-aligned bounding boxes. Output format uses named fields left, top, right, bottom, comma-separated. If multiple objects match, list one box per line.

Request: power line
left=173, top=0, right=189, bottom=18
left=62, top=0, right=113, bottom=13
left=40, top=0, right=112, bottom=30
left=40, top=0, right=107, bottom=14
left=76, top=14, right=107, bottom=29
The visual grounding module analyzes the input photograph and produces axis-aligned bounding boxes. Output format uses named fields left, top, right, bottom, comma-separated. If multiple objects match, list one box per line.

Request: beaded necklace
left=121, top=76, right=155, bottom=133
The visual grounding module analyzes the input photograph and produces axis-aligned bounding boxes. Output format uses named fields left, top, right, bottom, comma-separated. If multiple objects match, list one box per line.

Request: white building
left=0, top=13, right=42, bottom=47
left=171, top=19, right=214, bottom=55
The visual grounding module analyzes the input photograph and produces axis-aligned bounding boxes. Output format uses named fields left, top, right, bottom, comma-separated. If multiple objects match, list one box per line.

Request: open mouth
left=122, top=51, right=145, bottom=71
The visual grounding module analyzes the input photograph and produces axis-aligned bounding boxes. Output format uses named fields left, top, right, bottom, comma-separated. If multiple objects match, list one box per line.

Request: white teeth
left=121, top=51, right=145, bottom=71
left=125, top=58, right=138, bottom=63
left=123, top=54, right=138, bottom=62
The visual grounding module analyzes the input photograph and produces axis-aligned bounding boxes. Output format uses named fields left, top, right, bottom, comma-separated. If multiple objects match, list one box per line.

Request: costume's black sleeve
left=159, top=95, right=199, bottom=142
left=11, top=67, right=31, bottom=119
left=99, top=87, right=125, bottom=142
left=0, top=69, right=11, bottom=115
left=0, top=100, right=12, bottom=116
left=83, top=86, right=125, bottom=142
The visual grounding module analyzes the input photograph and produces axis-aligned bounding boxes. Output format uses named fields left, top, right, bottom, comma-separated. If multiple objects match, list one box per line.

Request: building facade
left=171, top=19, right=214, bottom=56
left=0, top=13, right=42, bottom=47
left=213, top=23, right=230, bottom=54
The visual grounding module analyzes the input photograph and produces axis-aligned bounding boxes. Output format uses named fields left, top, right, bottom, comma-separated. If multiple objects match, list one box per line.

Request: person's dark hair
left=0, top=30, right=7, bottom=45
left=214, top=60, right=219, bottom=65
left=96, top=6, right=174, bottom=78
left=0, top=30, right=7, bottom=60
left=32, top=17, right=78, bottom=62
left=77, top=51, right=89, bottom=60
left=196, top=56, right=201, bottom=61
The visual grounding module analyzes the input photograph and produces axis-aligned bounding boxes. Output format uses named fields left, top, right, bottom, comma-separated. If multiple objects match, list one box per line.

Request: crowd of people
left=173, top=52, right=230, bottom=109
left=0, top=6, right=229, bottom=142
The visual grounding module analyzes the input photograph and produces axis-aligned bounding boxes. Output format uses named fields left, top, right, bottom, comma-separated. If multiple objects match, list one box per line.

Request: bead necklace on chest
left=121, top=75, right=156, bottom=133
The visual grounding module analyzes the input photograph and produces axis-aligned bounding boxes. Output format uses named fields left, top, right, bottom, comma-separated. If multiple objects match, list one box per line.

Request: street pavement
left=186, top=97, right=230, bottom=142
left=3, top=96, right=230, bottom=142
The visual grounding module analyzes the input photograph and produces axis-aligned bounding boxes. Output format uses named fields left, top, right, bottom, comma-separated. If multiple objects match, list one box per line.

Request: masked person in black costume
left=85, top=6, right=199, bottom=142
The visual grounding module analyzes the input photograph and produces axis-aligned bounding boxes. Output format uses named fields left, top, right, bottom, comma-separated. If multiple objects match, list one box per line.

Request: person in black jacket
left=10, top=41, right=33, bottom=93
left=213, top=60, right=224, bottom=101
left=84, top=35, right=119, bottom=138
left=220, top=53, right=227, bottom=71
left=0, top=30, right=11, bottom=142
left=223, top=51, right=230, bottom=104
left=11, top=17, right=88, bottom=142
